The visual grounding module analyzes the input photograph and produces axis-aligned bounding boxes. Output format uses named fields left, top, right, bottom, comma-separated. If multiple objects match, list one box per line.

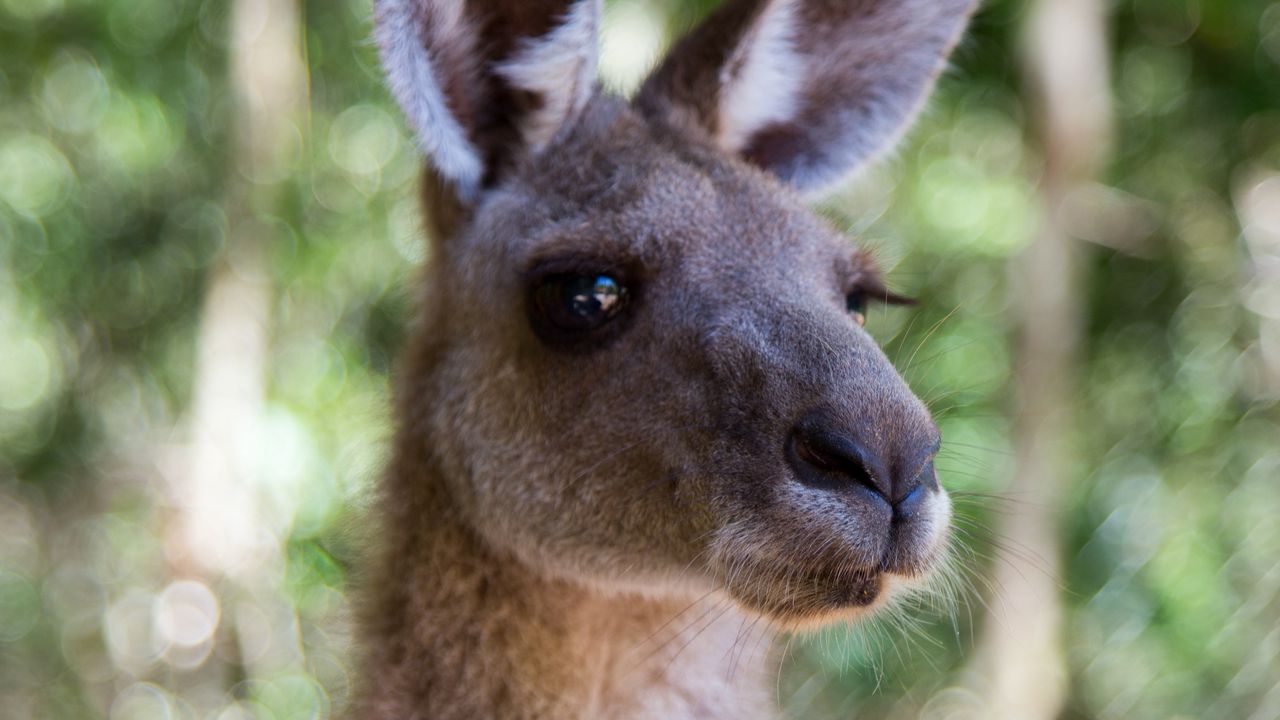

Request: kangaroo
left=352, top=1, right=977, bottom=717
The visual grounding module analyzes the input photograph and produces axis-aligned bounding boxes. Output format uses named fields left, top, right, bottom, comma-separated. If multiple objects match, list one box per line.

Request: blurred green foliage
left=1, top=0, right=1279, bottom=718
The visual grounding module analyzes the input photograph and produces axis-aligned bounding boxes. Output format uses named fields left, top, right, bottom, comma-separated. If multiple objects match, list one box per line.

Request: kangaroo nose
left=786, top=409, right=939, bottom=511
left=787, top=425, right=887, bottom=499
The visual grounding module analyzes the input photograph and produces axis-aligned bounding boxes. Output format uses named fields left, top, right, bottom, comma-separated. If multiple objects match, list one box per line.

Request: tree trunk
left=972, top=0, right=1112, bottom=717
left=176, top=0, right=304, bottom=578
left=168, top=0, right=307, bottom=684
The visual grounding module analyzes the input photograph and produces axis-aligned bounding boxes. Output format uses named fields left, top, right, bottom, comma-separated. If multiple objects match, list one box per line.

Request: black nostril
left=893, top=483, right=926, bottom=520
left=892, top=460, right=937, bottom=520
left=787, top=426, right=887, bottom=500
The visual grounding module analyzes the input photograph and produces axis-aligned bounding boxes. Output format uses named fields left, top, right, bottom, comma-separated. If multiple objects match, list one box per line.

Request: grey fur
left=353, top=1, right=979, bottom=717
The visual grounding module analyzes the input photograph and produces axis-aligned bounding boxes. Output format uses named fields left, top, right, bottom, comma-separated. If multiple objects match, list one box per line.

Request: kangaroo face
left=419, top=99, right=946, bottom=625
left=377, top=0, right=975, bottom=627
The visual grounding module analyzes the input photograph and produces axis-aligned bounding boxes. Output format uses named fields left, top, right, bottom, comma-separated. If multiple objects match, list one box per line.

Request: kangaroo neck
left=354, top=449, right=776, bottom=720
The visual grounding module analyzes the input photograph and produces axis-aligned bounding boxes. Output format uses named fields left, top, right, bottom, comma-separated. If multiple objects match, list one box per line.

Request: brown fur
left=353, top=1, right=977, bottom=717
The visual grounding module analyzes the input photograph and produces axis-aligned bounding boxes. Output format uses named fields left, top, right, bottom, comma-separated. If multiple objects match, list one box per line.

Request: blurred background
left=2, top=0, right=1279, bottom=718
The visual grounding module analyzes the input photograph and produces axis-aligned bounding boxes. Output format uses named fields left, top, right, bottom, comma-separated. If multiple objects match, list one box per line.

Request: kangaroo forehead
left=492, top=100, right=868, bottom=275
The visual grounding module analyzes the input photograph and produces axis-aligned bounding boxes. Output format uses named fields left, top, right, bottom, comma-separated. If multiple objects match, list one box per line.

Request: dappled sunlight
left=1, top=0, right=1278, bottom=718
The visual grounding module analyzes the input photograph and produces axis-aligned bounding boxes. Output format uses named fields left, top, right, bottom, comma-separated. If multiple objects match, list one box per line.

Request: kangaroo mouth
left=715, top=550, right=888, bottom=624
left=707, top=484, right=950, bottom=626
left=771, top=564, right=885, bottom=610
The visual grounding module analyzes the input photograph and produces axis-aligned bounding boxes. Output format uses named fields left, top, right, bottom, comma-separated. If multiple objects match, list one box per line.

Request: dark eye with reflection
left=530, top=273, right=630, bottom=341
left=845, top=293, right=867, bottom=327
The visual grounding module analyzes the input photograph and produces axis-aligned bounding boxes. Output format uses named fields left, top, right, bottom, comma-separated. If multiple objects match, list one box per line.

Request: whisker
left=630, top=587, right=719, bottom=656
left=903, top=304, right=963, bottom=374
left=905, top=336, right=981, bottom=372
left=942, top=441, right=1014, bottom=456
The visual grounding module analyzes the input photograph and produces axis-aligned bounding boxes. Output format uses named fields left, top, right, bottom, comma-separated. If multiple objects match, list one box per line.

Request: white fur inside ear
left=496, top=0, right=601, bottom=153
left=717, top=0, right=805, bottom=154
left=376, top=0, right=485, bottom=200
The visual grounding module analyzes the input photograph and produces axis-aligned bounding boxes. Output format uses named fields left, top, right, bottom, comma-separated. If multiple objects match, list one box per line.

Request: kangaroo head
left=375, top=0, right=975, bottom=626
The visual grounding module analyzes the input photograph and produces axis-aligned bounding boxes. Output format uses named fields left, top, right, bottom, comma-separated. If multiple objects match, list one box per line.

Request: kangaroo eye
left=845, top=293, right=867, bottom=327
left=531, top=274, right=630, bottom=339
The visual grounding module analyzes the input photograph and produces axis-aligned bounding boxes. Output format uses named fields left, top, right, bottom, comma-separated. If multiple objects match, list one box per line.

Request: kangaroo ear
left=635, top=0, right=977, bottom=198
left=375, top=0, right=601, bottom=203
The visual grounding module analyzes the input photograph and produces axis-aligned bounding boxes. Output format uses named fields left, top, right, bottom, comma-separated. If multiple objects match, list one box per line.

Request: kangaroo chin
left=351, top=1, right=978, bottom=718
